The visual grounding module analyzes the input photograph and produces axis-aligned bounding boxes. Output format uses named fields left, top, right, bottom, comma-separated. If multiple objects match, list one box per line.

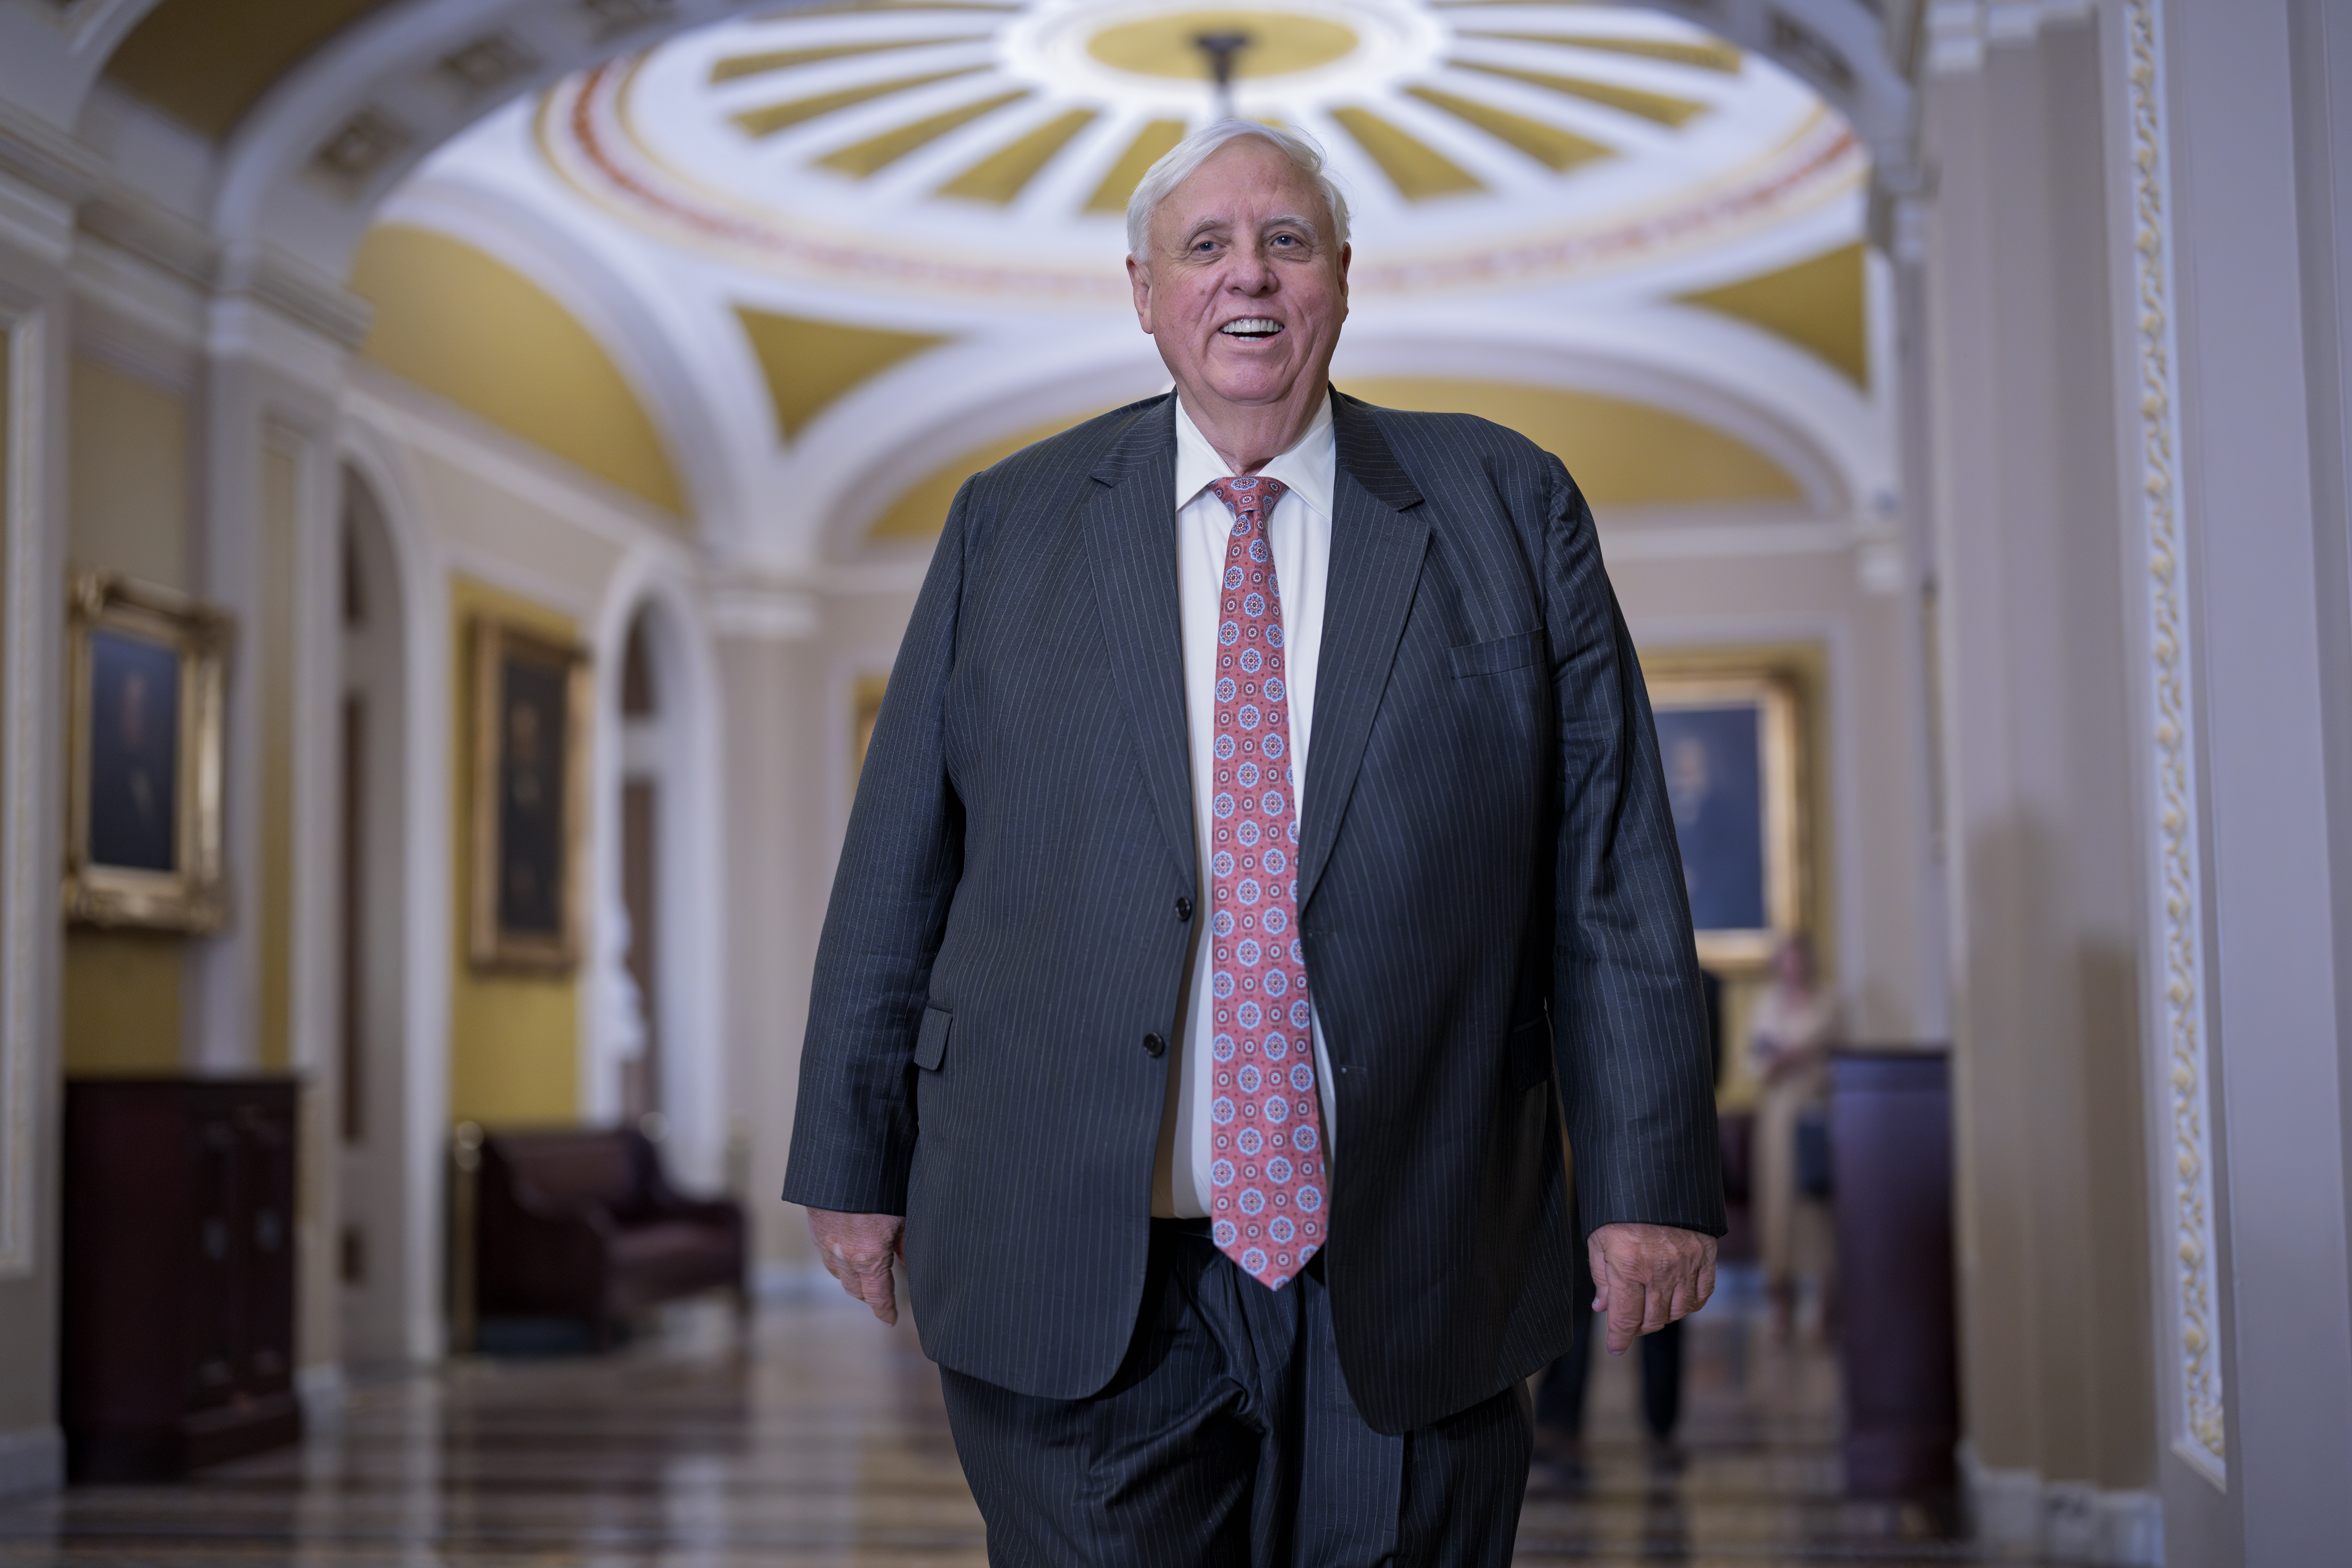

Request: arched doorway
left=334, top=465, right=415, bottom=1369
left=598, top=591, right=727, bottom=1193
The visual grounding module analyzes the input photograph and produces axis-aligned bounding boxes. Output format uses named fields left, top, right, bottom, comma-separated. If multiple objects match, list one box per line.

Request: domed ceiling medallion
left=535, top=0, right=1863, bottom=305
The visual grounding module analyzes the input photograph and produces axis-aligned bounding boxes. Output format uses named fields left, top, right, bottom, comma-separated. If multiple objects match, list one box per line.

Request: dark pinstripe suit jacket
left=784, top=390, right=1725, bottom=1435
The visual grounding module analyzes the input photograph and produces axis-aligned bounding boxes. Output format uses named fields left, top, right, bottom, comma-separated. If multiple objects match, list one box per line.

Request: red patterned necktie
left=1203, top=475, right=1328, bottom=1290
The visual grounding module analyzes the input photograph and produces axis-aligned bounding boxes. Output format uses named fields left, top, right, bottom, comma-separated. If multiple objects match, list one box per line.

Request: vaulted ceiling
left=348, top=0, right=1891, bottom=566
left=9, top=0, right=1905, bottom=570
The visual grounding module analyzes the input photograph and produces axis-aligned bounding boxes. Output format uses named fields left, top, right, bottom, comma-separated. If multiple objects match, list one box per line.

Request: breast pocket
left=1449, top=629, right=1546, bottom=680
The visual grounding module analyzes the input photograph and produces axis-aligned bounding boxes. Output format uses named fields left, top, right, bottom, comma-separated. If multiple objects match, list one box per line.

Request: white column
left=0, top=134, right=84, bottom=1498
left=710, top=578, right=827, bottom=1288
left=186, top=257, right=365, bottom=1403
left=2142, top=0, right=2352, bottom=1558
left=1923, top=8, right=2165, bottom=1558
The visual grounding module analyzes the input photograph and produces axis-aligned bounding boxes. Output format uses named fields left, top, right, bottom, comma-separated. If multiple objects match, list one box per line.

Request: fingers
left=852, top=1260, right=900, bottom=1325
left=819, top=1246, right=899, bottom=1323
left=1604, top=1259, right=1645, bottom=1357
left=805, top=1208, right=907, bottom=1327
left=1589, top=1222, right=1720, bottom=1353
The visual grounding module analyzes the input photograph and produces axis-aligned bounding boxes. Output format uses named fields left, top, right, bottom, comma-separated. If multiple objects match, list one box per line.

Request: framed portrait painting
left=1646, top=670, right=1804, bottom=970
left=64, top=574, right=230, bottom=931
left=469, top=618, right=590, bottom=971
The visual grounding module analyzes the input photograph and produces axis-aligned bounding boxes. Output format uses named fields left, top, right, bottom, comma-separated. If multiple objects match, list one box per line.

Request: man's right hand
left=807, top=1207, right=906, bottom=1325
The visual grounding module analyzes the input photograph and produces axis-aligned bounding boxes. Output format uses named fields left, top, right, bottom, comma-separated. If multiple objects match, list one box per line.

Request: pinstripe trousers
left=938, top=1219, right=1534, bottom=1567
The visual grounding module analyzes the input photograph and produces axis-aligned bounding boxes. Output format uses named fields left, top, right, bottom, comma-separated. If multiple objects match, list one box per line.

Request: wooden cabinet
left=62, top=1077, right=301, bottom=1481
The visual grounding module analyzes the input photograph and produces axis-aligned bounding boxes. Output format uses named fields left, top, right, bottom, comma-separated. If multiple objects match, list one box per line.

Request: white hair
left=1124, top=119, right=1352, bottom=260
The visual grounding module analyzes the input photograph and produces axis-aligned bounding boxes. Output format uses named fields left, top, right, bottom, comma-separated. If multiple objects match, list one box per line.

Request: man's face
left=1128, top=138, right=1350, bottom=418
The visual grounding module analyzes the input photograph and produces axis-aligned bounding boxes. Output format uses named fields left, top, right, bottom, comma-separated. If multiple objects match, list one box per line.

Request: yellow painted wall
left=61, top=935, right=186, bottom=1074
left=1339, top=379, right=1803, bottom=506
left=733, top=308, right=947, bottom=442
left=448, top=576, right=582, bottom=1127
left=68, top=358, right=189, bottom=590
left=63, top=358, right=192, bottom=1074
left=864, top=383, right=1799, bottom=544
left=1679, top=243, right=1869, bottom=388
left=867, top=410, right=1117, bottom=539
left=350, top=226, right=689, bottom=524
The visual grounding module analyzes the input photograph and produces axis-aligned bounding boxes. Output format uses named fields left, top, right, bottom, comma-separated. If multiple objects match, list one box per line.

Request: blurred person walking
left=1748, top=935, right=1838, bottom=1339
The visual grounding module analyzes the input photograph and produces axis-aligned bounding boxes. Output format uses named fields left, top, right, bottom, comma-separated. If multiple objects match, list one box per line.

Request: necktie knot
left=1207, top=475, right=1289, bottom=531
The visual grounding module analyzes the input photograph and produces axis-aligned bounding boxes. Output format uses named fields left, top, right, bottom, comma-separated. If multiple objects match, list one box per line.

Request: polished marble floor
left=0, top=1280, right=1996, bottom=1566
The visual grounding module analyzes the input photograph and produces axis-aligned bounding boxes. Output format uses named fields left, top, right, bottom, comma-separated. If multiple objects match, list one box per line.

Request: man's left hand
left=1588, top=1222, right=1717, bottom=1357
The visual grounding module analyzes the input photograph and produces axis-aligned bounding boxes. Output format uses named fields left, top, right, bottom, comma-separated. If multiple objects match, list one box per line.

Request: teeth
left=1222, top=319, right=1281, bottom=335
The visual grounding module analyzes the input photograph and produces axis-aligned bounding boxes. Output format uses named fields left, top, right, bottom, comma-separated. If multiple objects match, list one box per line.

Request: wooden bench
left=474, top=1127, right=748, bottom=1350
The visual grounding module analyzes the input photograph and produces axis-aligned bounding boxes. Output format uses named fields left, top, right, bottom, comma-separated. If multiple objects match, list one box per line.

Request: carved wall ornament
left=2121, top=0, right=2225, bottom=1484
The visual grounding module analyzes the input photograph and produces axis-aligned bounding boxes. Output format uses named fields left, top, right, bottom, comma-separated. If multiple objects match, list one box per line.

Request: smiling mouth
left=1220, top=318, right=1283, bottom=339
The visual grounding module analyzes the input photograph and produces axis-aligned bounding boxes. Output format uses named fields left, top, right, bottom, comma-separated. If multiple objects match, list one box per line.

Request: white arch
left=334, top=406, right=454, bottom=1365
left=792, top=303, right=1889, bottom=564
left=374, top=142, right=749, bottom=547
left=586, top=548, right=729, bottom=1194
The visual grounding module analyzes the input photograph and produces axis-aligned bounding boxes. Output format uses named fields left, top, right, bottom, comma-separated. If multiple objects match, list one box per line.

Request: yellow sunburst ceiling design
left=533, top=0, right=1861, bottom=303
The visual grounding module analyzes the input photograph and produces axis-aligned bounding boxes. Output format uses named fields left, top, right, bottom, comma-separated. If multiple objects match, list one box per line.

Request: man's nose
left=1225, top=245, right=1278, bottom=293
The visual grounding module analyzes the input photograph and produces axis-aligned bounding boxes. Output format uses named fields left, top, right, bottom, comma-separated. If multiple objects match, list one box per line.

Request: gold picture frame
left=64, top=573, right=231, bottom=932
left=1646, top=670, right=1805, bottom=971
left=468, top=618, right=591, bottom=971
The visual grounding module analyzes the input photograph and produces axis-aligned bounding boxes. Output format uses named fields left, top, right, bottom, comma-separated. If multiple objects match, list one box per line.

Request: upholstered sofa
left=475, top=1127, right=748, bottom=1349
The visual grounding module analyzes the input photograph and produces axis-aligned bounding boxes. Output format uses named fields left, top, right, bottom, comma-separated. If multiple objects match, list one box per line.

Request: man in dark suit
left=785, top=120, right=1723, bottom=1565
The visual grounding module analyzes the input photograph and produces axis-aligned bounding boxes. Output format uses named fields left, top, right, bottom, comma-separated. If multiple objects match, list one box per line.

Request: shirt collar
left=1173, top=387, right=1337, bottom=520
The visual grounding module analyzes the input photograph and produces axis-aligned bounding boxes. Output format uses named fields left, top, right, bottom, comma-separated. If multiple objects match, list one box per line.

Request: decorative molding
left=0, top=170, right=73, bottom=272
left=0, top=98, right=104, bottom=208
left=706, top=579, right=818, bottom=642
left=2118, top=0, right=2225, bottom=1486
left=1594, top=514, right=1868, bottom=564
left=1959, top=1445, right=2163, bottom=1565
left=216, top=247, right=374, bottom=349
left=77, top=187, right=218, bottom=289
left=1925, top=0, right=2094, bottom=75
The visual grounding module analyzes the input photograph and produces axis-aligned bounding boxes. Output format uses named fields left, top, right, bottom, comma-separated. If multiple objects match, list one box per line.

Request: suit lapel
left=1298, top=396, right=1428, bottom=910
left=1079, top=398, right=1197, bottom=887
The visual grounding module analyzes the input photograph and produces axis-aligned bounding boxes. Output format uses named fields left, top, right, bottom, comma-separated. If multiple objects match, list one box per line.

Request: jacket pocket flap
left=914, top=1006, right=952, bottom=1073
left=1449, top=629, right=1546, bottom=679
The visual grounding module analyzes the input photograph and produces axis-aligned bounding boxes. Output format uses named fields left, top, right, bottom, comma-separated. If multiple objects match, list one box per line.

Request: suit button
left=1175, top=897, right=1193, bottom=922
left=1143, top=1033, right=1167, bottom=1058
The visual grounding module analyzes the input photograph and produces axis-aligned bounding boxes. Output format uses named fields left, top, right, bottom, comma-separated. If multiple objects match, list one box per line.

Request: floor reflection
left=1519, top=1275, right=1974, bottom=1564
left=0, top=1281, right=1996, bottom=1565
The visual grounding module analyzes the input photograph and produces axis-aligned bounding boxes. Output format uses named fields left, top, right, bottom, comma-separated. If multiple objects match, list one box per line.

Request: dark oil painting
left=1656, top=703, right=1767, bottom=933
left=496, top=652, right=569, bottom=937
left=87, top=627, right=180, bottom=874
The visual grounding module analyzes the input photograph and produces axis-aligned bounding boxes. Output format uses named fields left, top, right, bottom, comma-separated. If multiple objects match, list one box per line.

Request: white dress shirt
left=1154, top=391, right=1342, bottom=1218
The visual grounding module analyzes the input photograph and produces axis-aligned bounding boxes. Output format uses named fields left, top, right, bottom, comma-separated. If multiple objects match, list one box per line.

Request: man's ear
left=1127, top=254, right=1154, bottom=335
